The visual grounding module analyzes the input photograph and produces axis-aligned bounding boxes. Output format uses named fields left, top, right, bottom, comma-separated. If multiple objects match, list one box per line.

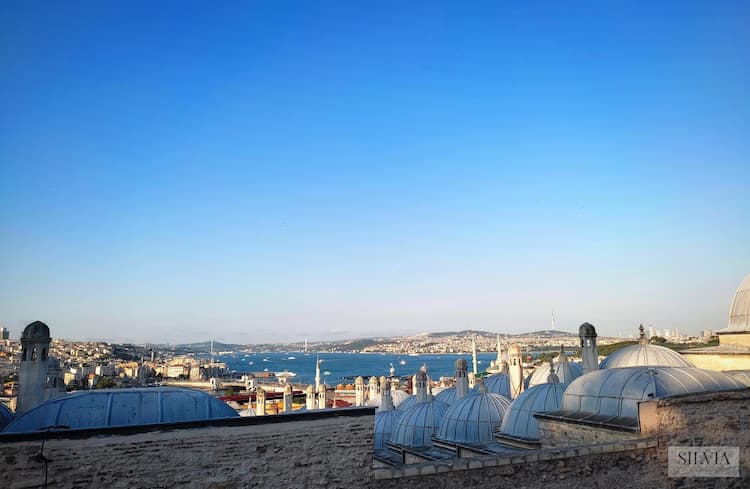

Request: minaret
left=368, top=376, right=379, bottom=403
left=508, top=343, right=524, bottom=399
left=283, top=383, right=293, bottom=413
left=454, top=358, right=468, bottom=401
left=471, top=336, right=478, bottom=375
left=314, top=356, right=322, bottom=392
left=317, top=383, right=327, bottom=410
left=414, top=370, right=429, bottom=403
left=255, top=387, right=266, bottom=416
left=354, top=376, right=365, bottom=407
left=306, top=385, right=316, bottom=410
left=468, top=371, right=476, bottom=389
left=638, top=324, right=648, bottom=345
left=579, top=322, right=599, bottom=374
left=495, top=335, right=502, bottom=366
left=17, top=321, right=52, bottom=414
left=380, top=382, right=393, bottom=411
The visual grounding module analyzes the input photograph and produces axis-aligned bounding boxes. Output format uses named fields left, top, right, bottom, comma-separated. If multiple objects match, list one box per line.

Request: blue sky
left=1, top=1, right=748, bottom=344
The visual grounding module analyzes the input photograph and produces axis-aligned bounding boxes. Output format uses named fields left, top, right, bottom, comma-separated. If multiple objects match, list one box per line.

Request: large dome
left=374, top=409, right=401, bottom=450
left=557, top=367, right=744, bottom=428
left=599, top=343, right=694, bottom=369
left=436, top=389, right=511, bottom=444
left=390, top=400, right=450, bottom=448
left=3, top=387, right=238, bottom=433
left=21, top=321, right=50, bottom=342
left=500, top=382, right=565, bottom=442
left=723, top=273, right=750, bottom=332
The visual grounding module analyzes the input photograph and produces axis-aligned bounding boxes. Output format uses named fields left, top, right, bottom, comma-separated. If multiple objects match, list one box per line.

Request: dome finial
left=547, top=357, right=560, bottom=383
left=638, top=324, right=648, bottom=345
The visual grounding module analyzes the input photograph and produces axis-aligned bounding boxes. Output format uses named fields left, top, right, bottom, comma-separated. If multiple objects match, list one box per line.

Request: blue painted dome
left=479, top=373, right=512, bottom=400
left=436, top=390, right=511, bottom=444
left=391, top=400, right=450, bottom=448
left=3, top=387, right=238, bottom=433
left=728, top=370, right=750, bottom=387
left=0, top=403, right=14, bottom=430
left=374, top=409, right=401, bottom=450
left=500, top=382, right=566, bottom=441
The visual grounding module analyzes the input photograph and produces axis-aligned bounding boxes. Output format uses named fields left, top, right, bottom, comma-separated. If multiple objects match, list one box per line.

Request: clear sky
left=1, top=1, right=748, bottom=344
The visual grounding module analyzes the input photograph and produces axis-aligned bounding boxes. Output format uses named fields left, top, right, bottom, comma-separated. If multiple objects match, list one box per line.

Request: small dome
left=436, top=391, right=511, bottom=444
left=599, top=343, right=694, bottom=369
left=374, top=409, right=401, bottom=450
left=559, top=367, right=744, bottom=427
left=21, top=321, right=50, bottom=342
left=727, top=370, right=750, bottom=387
left=479, top=373, right=512, bottom=400
left=0, top=403, right=14, bottom=430
left=238, top=408, right=256, bottom=417
left=3, top=387, right=239, bottom=433
left=396, top=394, right=417, bottom=413
left=391, top=390, right=410, bottom=408
left=391, top=400, right=450, bottom=448
left=579, top=322, right=597, bottom=337
left=500, top=382, right=565, bottom=441
left=722, top=273, right=750, bottom=332
left=435, top=386, right=458, bottom=405
left=526, top=360, right=583, bottom=388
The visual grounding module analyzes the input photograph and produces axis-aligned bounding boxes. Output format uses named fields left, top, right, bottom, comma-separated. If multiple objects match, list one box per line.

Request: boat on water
left=287, top=356, right=296, bottom=360
left=275, top=371, right=297, bottom=378
left=399, top=359, right=406, bottom=366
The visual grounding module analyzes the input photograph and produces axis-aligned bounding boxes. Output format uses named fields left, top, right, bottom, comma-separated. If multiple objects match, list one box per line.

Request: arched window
left=22, top=347, right=27, bottom=361
left=41, top=348, right=47, bottom=361
left=31, top=347, right=38, bottom=361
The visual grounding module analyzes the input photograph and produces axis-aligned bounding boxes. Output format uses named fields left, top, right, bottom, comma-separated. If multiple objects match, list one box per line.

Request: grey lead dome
left=3, top=387, right=239, bottom=433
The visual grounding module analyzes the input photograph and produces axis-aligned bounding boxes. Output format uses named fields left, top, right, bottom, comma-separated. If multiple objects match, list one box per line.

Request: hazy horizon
left=1, top=2, right=748, bottom=344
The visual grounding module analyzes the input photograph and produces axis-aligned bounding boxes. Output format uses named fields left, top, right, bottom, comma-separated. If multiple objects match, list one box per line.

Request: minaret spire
left=471, top=336, right=478, bottom=375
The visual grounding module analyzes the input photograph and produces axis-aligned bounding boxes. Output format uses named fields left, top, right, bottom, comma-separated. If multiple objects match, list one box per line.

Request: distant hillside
left=176, top=341, right=242, bottom=352
left=425, top=329, right=576, bottom=339
left=520, top=329, right=577, bottom=337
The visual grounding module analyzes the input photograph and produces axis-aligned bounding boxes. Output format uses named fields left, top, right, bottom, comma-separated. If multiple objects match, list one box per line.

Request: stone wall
left=536, top=418, right=640, bottom=448
left=0, top=409, right=375, bottom=489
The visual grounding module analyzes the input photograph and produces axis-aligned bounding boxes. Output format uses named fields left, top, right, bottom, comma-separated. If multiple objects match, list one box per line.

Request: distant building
left=0, top=327, right=9, bottom=340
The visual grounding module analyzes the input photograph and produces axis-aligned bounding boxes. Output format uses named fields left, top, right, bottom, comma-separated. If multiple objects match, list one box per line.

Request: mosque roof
left=374, top=409, right=401, bottom=450
left=0, top=403, right=14, bottom=430
left=719, top=273, right=750, bottom=333
left=436, top=389, right=511, bottom=444
left=479, top=373, right=512, bottom=400
left=21, top=321, right=50, bottom=342
left=548, top=367, right=745, bottom=429
left=500, top=382, right=566, bottom=441
left=390, top=400, right=450, bottom=448
left=526, top=359, right=583, bottom=388
left=3, top=387, right=239, bottom=434
left=390, top=390, right=410, bottom=408
left=599, top=344, right=694, bottom=369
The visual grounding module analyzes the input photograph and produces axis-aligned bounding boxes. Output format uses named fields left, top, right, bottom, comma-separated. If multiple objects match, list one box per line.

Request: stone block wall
left=0, top=409, right=375, bottom=489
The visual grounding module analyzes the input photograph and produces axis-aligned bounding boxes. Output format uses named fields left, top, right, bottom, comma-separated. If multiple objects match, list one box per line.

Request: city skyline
left=1, top=2, right=749, bottom=344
